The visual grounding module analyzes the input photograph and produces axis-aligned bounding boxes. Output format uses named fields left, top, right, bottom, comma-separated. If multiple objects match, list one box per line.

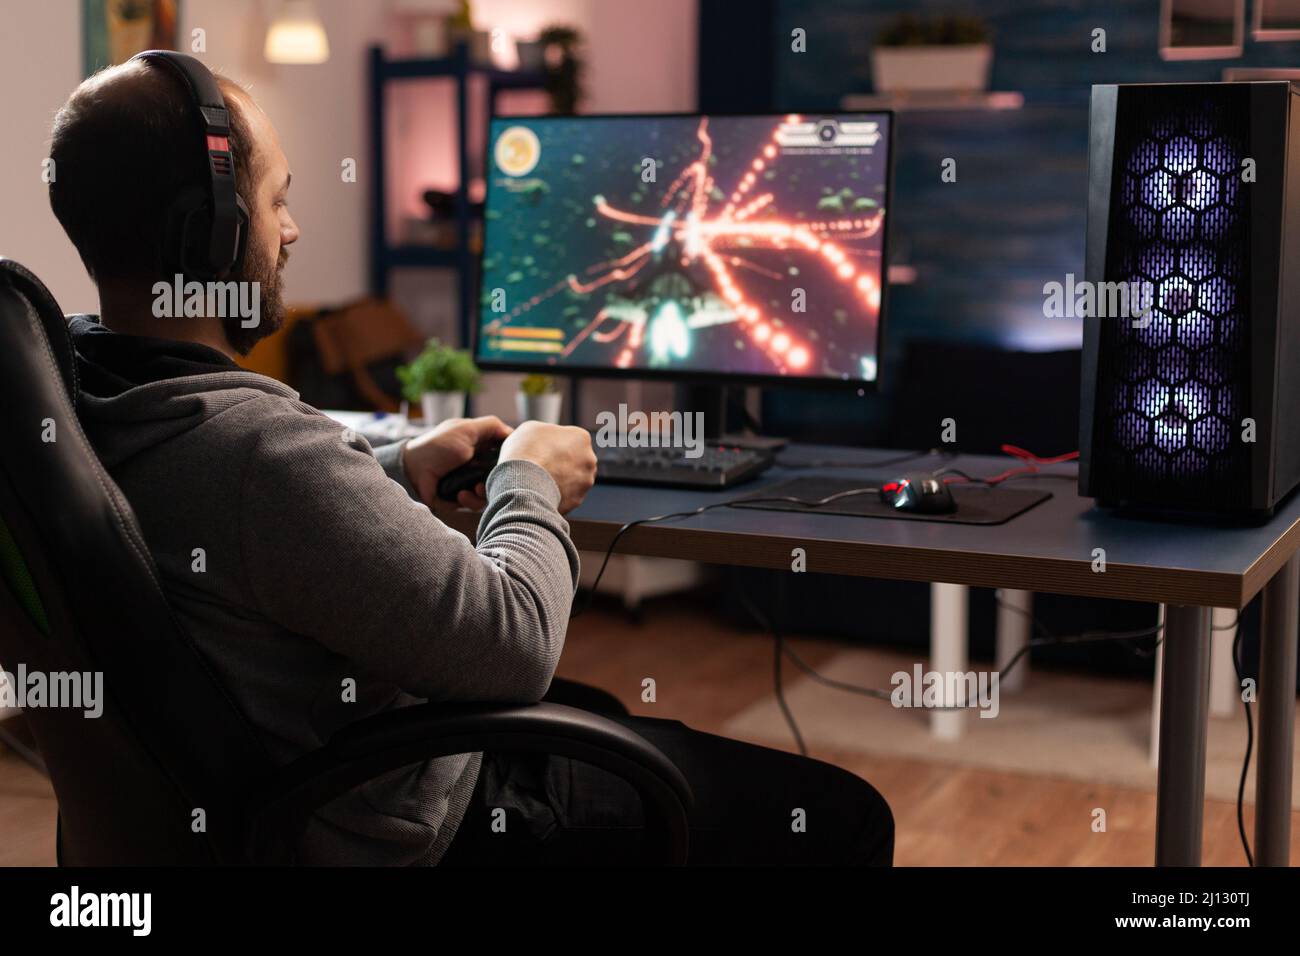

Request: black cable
left=994, top=594, right=1165, bottom=664
left=776, top=448, right=949, bottom=471
left=764, top=624, right=895, bottom=703
left=932, top=467, right=1080, bottom=487
left=931, top=467, right=991, bottom=483
left=997, top=596, right=1253, bottom=867
left=1232, top=619, right=1254, bottom=867
left=739, top=591, right=909, bottom=750
left=739, top=594, right=808, bottom=757
left=575, top=457, right=1064, bottom=616
left=572, top=486, right=881, bottom=618
left=742, top=593, right=1254, bottom=862
left=577, top=455, right=1080, bottom=616
left=724, top=390, right=763, bottom=434
left=731, top=589, right=1172, bottom=753
left=573, top=466, right=1187, bottom=735
left=992, top=602, right=1239, bottom=668
left=996, top=624, right=1165, bottom=683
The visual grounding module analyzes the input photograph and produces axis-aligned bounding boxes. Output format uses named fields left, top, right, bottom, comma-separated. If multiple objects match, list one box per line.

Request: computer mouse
left=880, top=474, right=956, bottom=514
left=436, top=442, right=503, bottom=503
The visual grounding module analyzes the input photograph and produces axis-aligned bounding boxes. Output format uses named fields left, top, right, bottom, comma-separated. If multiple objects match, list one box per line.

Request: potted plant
left=389, top=0, right=459, bottom=57
left=872, top=14, right=992, bottom=94
left=538, top=24, right=585, bottom=114
left=516, top=36, right=545, bottom=72
left=397, top=339, right=481, bottom=425
left=447, top=0, right=493, bottom=65
left=517, top=373, right=562, bottom=424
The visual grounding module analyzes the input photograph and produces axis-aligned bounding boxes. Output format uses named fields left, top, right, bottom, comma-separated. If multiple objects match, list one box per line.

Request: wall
left=0, top=0, right=391, bottom=314
left=0, top=0, right=99, bottom=312
left=0, top=0, right=697, bottom=334
left=773, top=0, right=1300, bottom=367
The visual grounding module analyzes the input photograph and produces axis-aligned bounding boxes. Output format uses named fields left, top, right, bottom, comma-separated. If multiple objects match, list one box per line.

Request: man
left=47, top=57, right=893, bottom=865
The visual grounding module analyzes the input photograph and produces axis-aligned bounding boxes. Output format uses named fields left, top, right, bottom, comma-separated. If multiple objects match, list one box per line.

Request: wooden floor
left=3, top=593, right=1296, bottom=866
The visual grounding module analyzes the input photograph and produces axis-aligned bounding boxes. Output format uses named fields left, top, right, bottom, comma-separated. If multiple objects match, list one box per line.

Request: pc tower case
left=1080, top=81, right=1300, bottom=515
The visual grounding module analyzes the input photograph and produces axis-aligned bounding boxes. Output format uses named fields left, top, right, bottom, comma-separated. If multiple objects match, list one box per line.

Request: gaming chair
left=0, top=258, right=691, bottom=864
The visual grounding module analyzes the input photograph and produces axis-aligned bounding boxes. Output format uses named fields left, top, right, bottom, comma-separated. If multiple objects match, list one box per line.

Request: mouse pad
left=731, top=477, right=1054, bottom=526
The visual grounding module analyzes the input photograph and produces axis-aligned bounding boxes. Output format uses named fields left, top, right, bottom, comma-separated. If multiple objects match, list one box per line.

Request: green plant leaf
left=395, top=338, right=481, bottom=401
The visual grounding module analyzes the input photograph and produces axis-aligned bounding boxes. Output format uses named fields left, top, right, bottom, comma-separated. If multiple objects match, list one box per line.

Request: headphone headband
left=130, top=50, right=245, bottom=279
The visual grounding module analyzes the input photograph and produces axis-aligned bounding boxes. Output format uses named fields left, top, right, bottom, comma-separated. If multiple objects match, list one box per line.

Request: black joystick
left=436, top=442, right=503, bottom=503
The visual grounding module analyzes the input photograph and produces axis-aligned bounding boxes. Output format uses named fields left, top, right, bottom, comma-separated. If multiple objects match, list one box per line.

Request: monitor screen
left=476, top=112, right=892, bottom=385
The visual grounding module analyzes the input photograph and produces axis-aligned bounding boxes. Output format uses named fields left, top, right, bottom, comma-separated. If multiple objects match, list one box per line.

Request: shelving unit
left=842, top=90, right=1025, bottom=112
left=367, top=44, right=547, bottom=346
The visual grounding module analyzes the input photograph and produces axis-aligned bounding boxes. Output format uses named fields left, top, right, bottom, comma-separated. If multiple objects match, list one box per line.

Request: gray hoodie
left=69, top=317, right=579, bottom=865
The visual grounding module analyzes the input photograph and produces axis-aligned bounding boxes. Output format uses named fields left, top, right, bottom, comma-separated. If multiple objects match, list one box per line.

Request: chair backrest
left=310, top=297, right=424, bottom=411
left=0, top=259, right=274, bottom=864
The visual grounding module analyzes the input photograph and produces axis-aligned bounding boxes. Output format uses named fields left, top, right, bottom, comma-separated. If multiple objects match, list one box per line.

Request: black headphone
left=130, top=50, right=249, bottom=280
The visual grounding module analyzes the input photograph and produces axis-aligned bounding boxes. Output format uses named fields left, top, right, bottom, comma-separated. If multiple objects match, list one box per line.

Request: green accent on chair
left=0, top=514, right=48, bottom=635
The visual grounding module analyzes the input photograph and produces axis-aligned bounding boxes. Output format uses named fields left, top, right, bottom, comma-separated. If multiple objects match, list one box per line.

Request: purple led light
left=1203, top=137, right=1235, bottom=175
left=1173, top=381, right=1210, bottom=423
left=1162, top=206, right=1196, bottom=242
left=1178, top=243, right=1213, bottom=281
left=1132, top=297, right=1172, bottom=348
left=1141, top=169, right=1175, bottom=208
left=1199, top=277, right=1231, bottom=318
left=1191, top=413, right=1230, bottom=454
left=1179, top=310, right=1213, bottom=349
left=1165, top=136, right=1198, bottom=174
left=1160, top=276, right=1194, bottom=316
left=1185, top=169, right=1218, bottom=210
left=1114, top=111, right=1243, bottom=460
left=1138, top=242, right=1175, bottom=281
left=1153, top=412, right=1189, bottom=450
left=1136, top=378, right=1167, bottom=419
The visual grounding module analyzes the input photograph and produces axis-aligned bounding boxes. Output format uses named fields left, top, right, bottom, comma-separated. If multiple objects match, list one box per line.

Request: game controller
left=436, top=442, right=503, bottom=503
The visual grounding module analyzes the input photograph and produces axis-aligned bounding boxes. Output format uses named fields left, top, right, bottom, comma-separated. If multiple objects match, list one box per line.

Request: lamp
left=265, top=0, right=330, bottom=64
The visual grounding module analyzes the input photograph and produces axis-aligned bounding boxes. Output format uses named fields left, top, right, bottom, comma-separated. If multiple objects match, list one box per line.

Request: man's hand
left=401, top=415, right=512, bottom=510
left=500, top=421, right=597, bottom=514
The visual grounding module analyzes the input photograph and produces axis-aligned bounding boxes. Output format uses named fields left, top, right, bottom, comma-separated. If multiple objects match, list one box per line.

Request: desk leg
left=1254, top=553, right=1298, bottom=867
left=930, top=583, right=969, bottom=739
left=1156, top=605, right=1211, bottom=866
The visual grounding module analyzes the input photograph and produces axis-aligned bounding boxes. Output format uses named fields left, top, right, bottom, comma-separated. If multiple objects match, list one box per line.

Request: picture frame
left=82, top=0, right=182, bottom=78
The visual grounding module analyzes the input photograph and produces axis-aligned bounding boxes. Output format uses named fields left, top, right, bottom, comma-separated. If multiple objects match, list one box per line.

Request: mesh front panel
left=1091, top=86, right=1252, bottom=508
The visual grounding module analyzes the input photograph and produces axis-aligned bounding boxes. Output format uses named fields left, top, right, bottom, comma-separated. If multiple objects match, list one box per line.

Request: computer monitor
left=475, top=112, right=893, bottom=388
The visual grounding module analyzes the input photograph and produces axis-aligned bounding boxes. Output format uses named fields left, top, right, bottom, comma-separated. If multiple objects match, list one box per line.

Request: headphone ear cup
left=231, top=195, right=251, bottom=276
left=163, top=186, right=216, bottom=281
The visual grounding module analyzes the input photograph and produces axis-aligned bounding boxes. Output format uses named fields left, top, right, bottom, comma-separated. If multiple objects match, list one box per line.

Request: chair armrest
left=246, top=701, right=693, bottom=865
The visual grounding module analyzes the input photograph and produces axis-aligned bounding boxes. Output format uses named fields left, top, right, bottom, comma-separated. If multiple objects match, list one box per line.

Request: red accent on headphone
left=206, top=135, right=230, bottom=153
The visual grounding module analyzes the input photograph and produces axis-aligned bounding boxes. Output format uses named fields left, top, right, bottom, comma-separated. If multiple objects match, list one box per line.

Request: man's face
left=225, top=94, right=298, bottom=355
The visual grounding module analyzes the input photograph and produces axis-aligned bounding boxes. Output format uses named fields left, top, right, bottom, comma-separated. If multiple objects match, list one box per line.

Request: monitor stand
left=675, top=383, right=789, bottom=453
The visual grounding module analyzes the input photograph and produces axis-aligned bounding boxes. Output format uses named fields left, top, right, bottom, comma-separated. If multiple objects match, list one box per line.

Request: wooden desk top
left=444, top=444, right=1300, bottom=609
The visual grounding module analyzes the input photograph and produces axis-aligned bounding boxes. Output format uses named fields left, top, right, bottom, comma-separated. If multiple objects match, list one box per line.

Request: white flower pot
left=517, top=392, right=563, bottom=424
left=421, top=391, right=465, bottom=426
left=451, top=27, right=494, bottom=65
left=516, top=39, right=545, bottom=72
left=410, top=16, right=450, bottom=57
left=872, top=43, right=992, bottom=93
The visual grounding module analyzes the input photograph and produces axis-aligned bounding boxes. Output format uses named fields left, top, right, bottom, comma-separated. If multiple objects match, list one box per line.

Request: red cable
left=1000, top=444, right=1079, bottom=465
left=943, top=463, right=1041, bottom=486
left=942, top=445, right=1080, bottom=487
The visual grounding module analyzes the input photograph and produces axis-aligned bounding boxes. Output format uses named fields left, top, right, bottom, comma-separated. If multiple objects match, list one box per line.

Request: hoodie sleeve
left=372, top=439, right=420, bottom=501
left=237, top=403, right=578, bottom=702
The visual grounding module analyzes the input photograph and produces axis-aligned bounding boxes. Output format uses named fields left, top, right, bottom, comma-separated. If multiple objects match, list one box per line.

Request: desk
left=446, top=443, right=1300, bottom=867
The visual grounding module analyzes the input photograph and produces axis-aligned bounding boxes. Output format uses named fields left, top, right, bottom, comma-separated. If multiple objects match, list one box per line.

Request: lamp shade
left=265, top=0, right=330, bottom=64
